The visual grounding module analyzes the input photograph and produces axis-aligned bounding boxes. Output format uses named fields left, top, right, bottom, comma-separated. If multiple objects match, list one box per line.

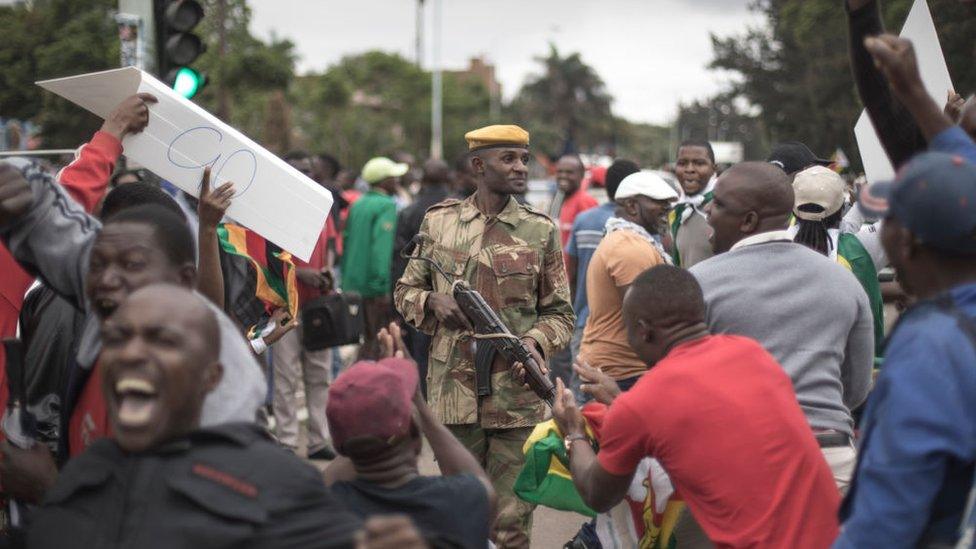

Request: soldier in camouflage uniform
left=394, top=124, right=575, bottom=548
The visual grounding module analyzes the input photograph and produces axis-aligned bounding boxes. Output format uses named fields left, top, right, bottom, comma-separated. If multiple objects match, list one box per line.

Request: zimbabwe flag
left=514, top=419, right=597, bottom=517
left=216, top=223, right=299, bottom=319
left=515, top=403, right=684, bottom=548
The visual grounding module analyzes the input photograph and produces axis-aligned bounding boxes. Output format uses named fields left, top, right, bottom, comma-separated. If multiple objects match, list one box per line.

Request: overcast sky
left=248, top=0, right=762, bottom=125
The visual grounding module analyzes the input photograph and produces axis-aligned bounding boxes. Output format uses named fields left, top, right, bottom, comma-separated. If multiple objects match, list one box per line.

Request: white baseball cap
left=615, top=171, right=679, bottom=201
left=793, top=165, right=846, bottom=221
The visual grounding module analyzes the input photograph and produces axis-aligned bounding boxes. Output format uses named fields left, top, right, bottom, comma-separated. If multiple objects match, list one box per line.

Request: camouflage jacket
left=394, top=194, right=575, bottom=428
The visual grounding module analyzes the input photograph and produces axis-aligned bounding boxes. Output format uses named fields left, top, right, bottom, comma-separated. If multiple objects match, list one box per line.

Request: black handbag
left=301, top=292, right=364, bottom=351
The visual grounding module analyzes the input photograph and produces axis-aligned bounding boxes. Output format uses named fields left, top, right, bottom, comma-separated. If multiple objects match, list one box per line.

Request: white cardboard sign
left=37, top=67, right=331, bottom=262
left=855, top=0, right=954, bottom=184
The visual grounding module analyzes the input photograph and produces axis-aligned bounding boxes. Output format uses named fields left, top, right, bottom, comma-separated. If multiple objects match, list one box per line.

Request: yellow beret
left=464, top=125, right=530, bottom=151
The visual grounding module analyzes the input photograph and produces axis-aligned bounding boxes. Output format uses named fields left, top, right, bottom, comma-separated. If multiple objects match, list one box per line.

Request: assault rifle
left=402, top=236, right=556, bottom=408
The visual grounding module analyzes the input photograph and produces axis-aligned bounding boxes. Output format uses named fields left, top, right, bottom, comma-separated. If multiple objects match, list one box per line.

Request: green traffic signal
left=157, top=0, right=206, bottom=99
left=170, top=67, right=205, bottom=99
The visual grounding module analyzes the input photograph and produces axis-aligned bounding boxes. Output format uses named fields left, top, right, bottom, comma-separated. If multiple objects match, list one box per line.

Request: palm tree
left=512, top=44, right=614, bottom=154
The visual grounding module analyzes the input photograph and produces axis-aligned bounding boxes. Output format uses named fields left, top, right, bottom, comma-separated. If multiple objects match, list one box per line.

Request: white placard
left=855, top=112, right=896, bottom=182
left=37, top=67, right=331, bottom=262
left=855, top=0, right=954, bottom=184
left=711, top=141, right=744, bottom=164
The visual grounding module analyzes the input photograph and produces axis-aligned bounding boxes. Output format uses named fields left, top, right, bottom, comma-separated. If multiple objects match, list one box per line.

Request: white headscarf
left=605, top=217, right=674, bottom=265
left=677, top=174, right=717, bottom=224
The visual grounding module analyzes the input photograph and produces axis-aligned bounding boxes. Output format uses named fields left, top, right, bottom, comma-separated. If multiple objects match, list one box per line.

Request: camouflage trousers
left=450, top=425, right=535, bottom=549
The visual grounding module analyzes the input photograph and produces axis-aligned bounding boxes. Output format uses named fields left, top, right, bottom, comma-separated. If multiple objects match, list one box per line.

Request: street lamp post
left=415, top=0, right=425, bottom=67
left=430, top=0, right=442, bottom=160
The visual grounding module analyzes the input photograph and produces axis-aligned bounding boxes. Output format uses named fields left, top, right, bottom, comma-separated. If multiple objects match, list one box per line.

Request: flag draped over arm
left=514, top=402, right=685, bottom=549
left=216, top=223, right=299, bottom=320
left=514, top=419, right=597, bottom=517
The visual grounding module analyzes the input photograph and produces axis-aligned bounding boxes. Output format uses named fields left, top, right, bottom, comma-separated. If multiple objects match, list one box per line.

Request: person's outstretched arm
left=58, top=93, right=156, bottom=212
left=196, top=167, right=233, bottom=310
left=414, top=390, right=498, bottom=519
left=846, top=0, right=926, bottom=168
left=864, top=34, right=976, bottom=163
left=551, top=379, right=634, bottom=513
left=0, top=160, right=97, bottom=310
left=378, top=322, right=498, bottom=518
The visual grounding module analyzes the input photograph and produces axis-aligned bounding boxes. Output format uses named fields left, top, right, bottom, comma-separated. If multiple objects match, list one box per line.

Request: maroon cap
left=326, top=358, right=418, bottom=452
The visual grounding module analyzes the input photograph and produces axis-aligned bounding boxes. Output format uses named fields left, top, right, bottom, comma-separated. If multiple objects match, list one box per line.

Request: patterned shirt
left=395, top=194, right=575, bottom=428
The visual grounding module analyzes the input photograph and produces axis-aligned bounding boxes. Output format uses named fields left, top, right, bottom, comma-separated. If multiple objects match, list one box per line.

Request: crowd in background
left=0, top=1, right=974, bottom=548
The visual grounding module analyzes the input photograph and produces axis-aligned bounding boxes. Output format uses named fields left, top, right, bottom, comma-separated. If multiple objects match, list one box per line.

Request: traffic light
left=156, top=0, right=206, bottom=99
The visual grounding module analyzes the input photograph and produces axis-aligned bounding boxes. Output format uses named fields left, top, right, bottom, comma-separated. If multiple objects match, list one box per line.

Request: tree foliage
left=614, top=120, right=672, bottom=167
left=293, top=51, right=493, bottom=171
left=0, top=2, right=678, bottom=170
left=509, top=44, right=615, bottom=157
left=193, top=0, right=297, bottom=153
left=0, top=0, right=119, bottom=148
left=709, top=0, right=976, bottom=166
left=675, top=94, right=768, bottom=161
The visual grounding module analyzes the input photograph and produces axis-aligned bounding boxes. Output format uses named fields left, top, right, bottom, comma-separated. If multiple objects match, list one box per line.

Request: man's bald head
left=127, top=284, right=220, bottom=360
left=99, top=284, right=223, bottom=452
left=706, top=162, right=795, bottom=254
left=719, top=162, right=794, bottom=216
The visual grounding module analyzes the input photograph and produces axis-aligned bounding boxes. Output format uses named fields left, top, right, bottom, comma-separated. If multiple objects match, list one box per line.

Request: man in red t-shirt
left=549, top=154, right=597, bottom=389
left=552, top=265, right=840, bottom=549
left=555, top=154, right=598, bottom=256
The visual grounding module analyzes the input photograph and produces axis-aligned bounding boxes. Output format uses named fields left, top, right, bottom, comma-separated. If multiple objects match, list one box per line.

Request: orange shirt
left=579, top=230, right=662, bottom=380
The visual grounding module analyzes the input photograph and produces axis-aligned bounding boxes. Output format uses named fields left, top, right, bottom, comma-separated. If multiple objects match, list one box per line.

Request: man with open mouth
left=669, top=139, right=718, bottom=268
left=0, top=159, right=266, bottom=508
left=26, top=284, right=362, bottom=548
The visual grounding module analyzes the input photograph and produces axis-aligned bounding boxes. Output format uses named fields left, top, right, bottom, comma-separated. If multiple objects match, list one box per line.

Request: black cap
left=767, top=142, right=832, bottom=175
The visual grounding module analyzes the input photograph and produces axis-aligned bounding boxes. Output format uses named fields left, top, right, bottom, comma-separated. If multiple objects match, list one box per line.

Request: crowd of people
left=0, top=1, right=975, bottom=547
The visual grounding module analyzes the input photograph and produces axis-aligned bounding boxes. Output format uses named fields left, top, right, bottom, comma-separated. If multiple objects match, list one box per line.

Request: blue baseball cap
left=858, top=152, right=976, bottom=255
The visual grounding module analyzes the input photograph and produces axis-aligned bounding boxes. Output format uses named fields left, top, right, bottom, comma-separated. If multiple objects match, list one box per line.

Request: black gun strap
left=474, top=341, right=496, bottom=398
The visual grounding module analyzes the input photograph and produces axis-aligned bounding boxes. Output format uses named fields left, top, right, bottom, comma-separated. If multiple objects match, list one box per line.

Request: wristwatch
left=564, top=433, right=588, bottom=454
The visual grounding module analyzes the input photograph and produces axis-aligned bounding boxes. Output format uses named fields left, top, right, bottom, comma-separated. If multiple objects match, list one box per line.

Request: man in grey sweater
left=689, top=162, right=874, bottom=493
